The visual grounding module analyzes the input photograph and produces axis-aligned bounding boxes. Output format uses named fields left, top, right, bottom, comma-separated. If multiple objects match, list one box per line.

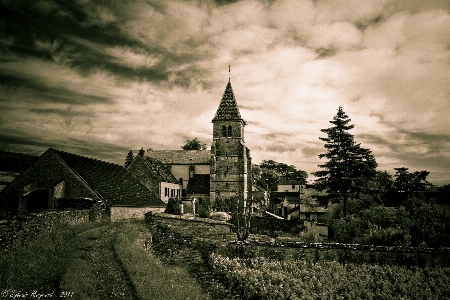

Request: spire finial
left=228, top=65, right=230, bottom=83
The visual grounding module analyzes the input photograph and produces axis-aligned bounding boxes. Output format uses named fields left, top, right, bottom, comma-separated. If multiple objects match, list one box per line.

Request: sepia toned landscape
left=1, top=0, right=449, bottom=299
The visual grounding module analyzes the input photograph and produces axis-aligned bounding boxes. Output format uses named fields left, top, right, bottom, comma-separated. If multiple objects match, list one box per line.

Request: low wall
left=224, top=240, right=450, bottom=268
left=0, top=210, right=91, bottom=247
left=111, top=206, right=165, bottom=222
left=148, top=214, right=450, bottom=268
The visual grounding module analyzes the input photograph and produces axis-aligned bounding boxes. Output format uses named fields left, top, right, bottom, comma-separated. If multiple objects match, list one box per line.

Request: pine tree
left=313, top=106, right=378, bottom=218
left=124, top=150, right=134, bottom=168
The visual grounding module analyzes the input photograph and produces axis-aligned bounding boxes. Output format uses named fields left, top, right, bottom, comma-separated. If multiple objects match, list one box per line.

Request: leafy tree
left=124, top=150, right=134, bottom=168
left=313, top=106, right=378, bottom=217
left=254, top=160, right=307, bottom=193
left=404, top=194, right=450, bottom=248
left=181, top=137, right=207, bottom=150
left=393, top=167, right=433, bottom=192
left=382, top=168, right=433, bottom=206
left=260, top=160, right=307, bottom=184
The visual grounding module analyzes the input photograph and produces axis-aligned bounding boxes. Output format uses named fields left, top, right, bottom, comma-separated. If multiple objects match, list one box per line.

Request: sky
left=0, top=0, right=449, bottom=185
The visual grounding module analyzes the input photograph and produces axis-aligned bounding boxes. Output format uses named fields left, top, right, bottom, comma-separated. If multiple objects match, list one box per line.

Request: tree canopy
left=124, top=150, right=134, bottom=168
left=313, top=106, right=378, bottom=215
left=181, top=138, right=207, bottom=150
left=253, top=160, right=307, bottom=191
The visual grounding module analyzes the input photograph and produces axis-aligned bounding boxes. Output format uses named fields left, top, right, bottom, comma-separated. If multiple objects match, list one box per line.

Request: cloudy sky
left=0, top=0, right=449, bottom=185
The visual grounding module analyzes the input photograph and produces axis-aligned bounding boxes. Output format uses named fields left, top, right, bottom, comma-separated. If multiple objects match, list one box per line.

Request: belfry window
left=227, top=125, right=232, bottom=137
left=222, top=125, right=227, bottom=137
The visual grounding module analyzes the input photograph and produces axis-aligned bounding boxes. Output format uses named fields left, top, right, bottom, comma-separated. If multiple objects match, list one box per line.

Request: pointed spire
left=229, top=65, right=230, bottom=83
left=212, top=79, right=244, bottom=122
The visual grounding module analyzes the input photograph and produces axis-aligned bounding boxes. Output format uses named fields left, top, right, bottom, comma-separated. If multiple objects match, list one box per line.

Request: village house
left=0, top=148, right=165, bottom=221
left=271, top=180, right=327, bottom=221
left=126, top=151, right=182, bottom=203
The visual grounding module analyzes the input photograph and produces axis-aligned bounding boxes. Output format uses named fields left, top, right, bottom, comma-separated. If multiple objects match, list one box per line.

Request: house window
left=227, top=125, right=232, bottom=137
left=222, top=125, right=227, bottom=137
left=199, top=198, right=203, bottom=205
left=225, top=183, right=229, bottom=188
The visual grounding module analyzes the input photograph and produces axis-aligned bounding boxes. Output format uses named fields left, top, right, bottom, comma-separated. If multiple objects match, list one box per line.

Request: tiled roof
left=278, top=179, right=300, bottom=186
left=272, top=191, right=300, bottom=200
left=186, top=174, right=210, bottom=195
left=52, top=149, right=164, bottom=207
left=142, top=156, right=179, bottom=184
left=146, top=150, right=211, bottom=165
left=212, top=81, right=244, bottom=122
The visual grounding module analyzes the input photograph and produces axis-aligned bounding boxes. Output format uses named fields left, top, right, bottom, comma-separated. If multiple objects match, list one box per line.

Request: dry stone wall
left=0, top=210, right=93, bottom=247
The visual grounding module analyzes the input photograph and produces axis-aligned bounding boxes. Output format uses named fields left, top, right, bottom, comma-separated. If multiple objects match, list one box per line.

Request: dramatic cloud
left=0, top=0, right=449, bottom=185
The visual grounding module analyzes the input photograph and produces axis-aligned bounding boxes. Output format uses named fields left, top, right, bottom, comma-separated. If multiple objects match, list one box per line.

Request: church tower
left=210, top=76, right=252, bottom=211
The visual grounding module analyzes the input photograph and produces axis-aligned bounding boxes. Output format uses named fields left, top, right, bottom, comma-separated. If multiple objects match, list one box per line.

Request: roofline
left=50, top=148, right=112, bottom=206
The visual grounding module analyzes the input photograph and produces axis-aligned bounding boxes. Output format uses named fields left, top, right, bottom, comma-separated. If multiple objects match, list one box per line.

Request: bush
left=353, top=225, right=411, bottom=247
left=164, top=198, right=180, bottom=215
left=297, top=230, right=320, bottom=243
left=197, top=206, right=210, bottom=218
left=210, top=211, right=231, bottom=222
left=332, top=216, right=367, bottom=244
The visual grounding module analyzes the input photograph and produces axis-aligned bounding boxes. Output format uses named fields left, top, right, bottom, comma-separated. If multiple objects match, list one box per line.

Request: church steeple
left=210, top=76, right=252, bottom=212
left=212, top=81, right=245, bottom=123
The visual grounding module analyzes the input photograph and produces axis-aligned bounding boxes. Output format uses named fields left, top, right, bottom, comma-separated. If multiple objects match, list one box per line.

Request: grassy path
left=61, top=221, right=211, bottom=300
left=60, top=223, right=136, bottom=299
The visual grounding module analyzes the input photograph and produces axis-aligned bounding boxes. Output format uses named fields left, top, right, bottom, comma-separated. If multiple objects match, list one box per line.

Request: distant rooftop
left=146, top=150, right=211, bottom=165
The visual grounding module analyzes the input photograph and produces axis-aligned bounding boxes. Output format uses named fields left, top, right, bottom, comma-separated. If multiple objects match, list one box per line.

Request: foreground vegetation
left=1, top=220, right=210, bottom=300
left=114, top=222, right=210, bottom=300
left=210, top=253, right=450, bottom=300
left=0, top=220, right=109, bottom=293
left=2, top=215, right=449, bottom=299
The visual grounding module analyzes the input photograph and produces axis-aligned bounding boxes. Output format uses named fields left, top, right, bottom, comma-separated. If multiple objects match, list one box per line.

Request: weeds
left=114, top=222, right=211, bottom=300
left=0, top=220, right=109, bottom=293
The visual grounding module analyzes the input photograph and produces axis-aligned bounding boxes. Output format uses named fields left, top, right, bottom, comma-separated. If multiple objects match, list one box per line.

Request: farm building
left=0, top=148, right=165, bottom=221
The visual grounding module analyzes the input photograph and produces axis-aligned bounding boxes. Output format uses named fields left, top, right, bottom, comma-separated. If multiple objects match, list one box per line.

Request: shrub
left=332, top=216, right=367, bottom=244
left=297, top=230, right=320, bottom=243
left=210, top=211, right=231, bottom=222
left=197, top=206, right=210, bottom=218
left=164, top=198, right=180, bottom=215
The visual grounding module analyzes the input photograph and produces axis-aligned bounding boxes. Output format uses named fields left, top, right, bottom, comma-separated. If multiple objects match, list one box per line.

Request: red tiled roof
left=51, top=149, right=164, bottom=207
left=212, top=81, right=245, bottom=122
left=146, top=150, right=211, bottom=165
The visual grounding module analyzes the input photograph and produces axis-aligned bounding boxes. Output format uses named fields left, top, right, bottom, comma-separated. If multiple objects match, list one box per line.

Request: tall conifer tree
left=124, top=150, right=134, bottom=168
left=313, top=106, right=377, bottom=217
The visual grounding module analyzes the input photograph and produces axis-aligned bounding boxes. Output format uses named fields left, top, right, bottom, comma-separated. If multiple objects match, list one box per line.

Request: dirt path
left=63, top=223, right=140, bottom=300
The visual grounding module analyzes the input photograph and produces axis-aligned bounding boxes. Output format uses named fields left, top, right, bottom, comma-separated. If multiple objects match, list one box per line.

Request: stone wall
left=148, top=214, right=450, bottom=268
left=110, top=206, right=165, bottom=222
left=0, top=210, right=92, bottom=247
